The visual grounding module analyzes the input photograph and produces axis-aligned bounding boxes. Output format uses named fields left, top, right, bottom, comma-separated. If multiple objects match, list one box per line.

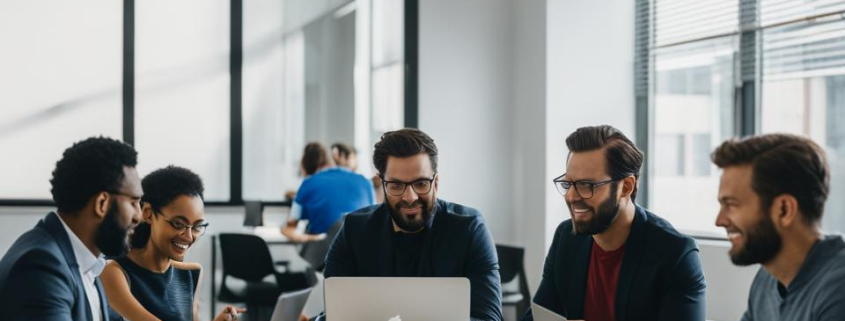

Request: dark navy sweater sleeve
left=466, top=216, right=504, bottom=321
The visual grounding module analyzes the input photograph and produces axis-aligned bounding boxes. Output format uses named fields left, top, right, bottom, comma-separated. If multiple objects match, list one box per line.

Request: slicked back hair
left=565, top=125, right=644, bottom=202
left=373, top=128, right=438, bottom=177
left=712, top=133, right=829, bottom=225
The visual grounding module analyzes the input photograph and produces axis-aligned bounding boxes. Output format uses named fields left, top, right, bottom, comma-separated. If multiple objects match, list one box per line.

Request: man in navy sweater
left=323, top=128, right=503, bottom=321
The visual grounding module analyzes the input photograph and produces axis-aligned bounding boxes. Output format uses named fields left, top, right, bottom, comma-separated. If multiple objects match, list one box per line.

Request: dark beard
left=571, top=182, right=620, bottom=235
left=730, top=211, right=783, bottom=266
left=95, top=200, right=131, bottom=257
left=387, top=197, right=437, bottom=232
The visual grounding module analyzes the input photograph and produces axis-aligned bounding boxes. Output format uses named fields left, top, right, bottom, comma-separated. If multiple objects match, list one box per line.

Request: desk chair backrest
left=496, top=244, right=531, bottom=317
left=497, top=244, right=524, bottom=284
left=299, top=218, right=344, bottom=271
left=219, top=233, right=275, bottom=282
left=243, top=201, right=264, bottom=227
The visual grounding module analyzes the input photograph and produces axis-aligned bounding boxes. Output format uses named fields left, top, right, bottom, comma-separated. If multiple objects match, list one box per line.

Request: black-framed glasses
left=153, top=210, right=209, bottom=236
left=552, top=173, right=618, bottom=199
left=381, top=174, right=437, bottom=196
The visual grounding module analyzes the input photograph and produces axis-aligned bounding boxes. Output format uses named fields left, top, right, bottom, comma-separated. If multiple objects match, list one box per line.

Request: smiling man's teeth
left=173, top=242, right=189, bottom=250
left=727, top=232, right=741, bottom=240
left=573, top=208, right=590, bottom=213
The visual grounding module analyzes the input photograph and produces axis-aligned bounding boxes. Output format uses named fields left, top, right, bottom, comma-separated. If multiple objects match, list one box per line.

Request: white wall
left=511, top=0, right=548, bottom=293
left=545, top=0, right=636, bottom=246
left=419, top=0, right=516, bottom=244
left=698, top=240, right=758, bottom=321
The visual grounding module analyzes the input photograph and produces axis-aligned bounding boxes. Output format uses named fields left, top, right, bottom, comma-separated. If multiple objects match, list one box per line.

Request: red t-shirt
left=583, top=241, right=626, bottom=321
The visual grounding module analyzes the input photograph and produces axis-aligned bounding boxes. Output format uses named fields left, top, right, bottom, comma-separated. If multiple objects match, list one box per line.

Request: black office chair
left=497, top=244, right=531, bottom=320
left=299, top=219, right=344, bottom=271
left=218, top=233, right=316, bottom=321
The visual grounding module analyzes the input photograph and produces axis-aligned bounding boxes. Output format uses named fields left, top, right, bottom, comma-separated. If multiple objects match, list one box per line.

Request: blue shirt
left=293, top=167, right=375, bottom=234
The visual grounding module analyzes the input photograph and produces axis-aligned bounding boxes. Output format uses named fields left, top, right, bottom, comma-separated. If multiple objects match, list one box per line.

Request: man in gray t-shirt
left=743, top=235, right=845, bottom=321
left=711, top=134, right=845, bottom=321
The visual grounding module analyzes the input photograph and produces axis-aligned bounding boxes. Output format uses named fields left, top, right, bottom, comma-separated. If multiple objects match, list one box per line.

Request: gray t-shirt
left=742, top=235, right=845, bottom=321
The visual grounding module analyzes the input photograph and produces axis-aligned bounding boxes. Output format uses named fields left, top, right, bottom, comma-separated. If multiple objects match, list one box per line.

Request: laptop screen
left=243, top=201, right=264, bottom=227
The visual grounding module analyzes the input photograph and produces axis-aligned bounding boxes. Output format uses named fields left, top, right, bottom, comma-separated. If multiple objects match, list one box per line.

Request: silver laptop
left=531, top=301, right=567, bottom=321
left=270, top=287, right=312, bottom=321
left=324, top=277, right=470, bottom=321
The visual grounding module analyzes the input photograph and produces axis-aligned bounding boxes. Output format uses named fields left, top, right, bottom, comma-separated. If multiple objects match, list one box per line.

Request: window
left=0, top=1, right=123, bottom=200
left=760, top=17, right=845, bottom=234
left=242, top=0, right=304, bottom=200
left=650, top=37, right=736, bottom=237
left=0, top=0, right=417, bottom=205
left=640, top=0, right=845, bottom=236
left=134, top=0, right=231, bottom=201
left=370, top=0, right=406, bottom=171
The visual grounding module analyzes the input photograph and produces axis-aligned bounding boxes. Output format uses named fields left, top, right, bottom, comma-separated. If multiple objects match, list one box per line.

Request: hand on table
left=213, top=305, right=247, bottom=321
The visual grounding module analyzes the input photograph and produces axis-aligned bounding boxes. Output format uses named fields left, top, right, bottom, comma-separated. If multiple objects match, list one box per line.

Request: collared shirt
left=58, top=215, right=105, bottom=321
left=742, top=235, right=845, bottom=321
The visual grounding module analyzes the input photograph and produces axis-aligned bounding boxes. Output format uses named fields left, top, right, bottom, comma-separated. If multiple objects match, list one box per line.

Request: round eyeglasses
left=153, top=211, right=209, bottom=236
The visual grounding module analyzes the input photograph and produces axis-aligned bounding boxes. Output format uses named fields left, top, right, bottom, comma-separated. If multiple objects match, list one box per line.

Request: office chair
left=298, top=219, right=344, bottom=271
left=218, top=233, right=316, bottom=321
left=497, top=244, right=531, bottom=320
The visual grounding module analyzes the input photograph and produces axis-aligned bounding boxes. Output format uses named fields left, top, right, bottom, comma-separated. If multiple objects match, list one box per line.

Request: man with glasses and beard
left=524, top=125, right=706, bottom=321
left=322, top=128, right=503, bottom=321
left=0, top=137, right=143, bottom=320
left=713, top=134, right=845, bottom=321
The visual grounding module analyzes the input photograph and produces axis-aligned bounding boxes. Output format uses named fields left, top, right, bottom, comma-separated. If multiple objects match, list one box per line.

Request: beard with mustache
left=95, top=199, right=133, bottom=257
left=570, top=182, right=621, bottom=235
left=386, top=195, right=437, bottom=232
left=729, top=208, right=783, bottom=266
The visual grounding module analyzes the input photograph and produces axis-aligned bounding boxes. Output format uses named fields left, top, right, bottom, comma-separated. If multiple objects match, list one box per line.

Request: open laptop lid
left=270, top=287, right=312, bottom=321
left=531, top=301, right=568, bottom=321
left=243, top=201, right=264, bottom=227
left=325, top=277, right=470, bottom=321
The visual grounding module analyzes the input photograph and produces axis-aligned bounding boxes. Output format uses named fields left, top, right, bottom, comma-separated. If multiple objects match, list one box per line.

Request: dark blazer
left=324, top=199, right=504, bottom=321
left=523, top=206, right=706, bottom=321
left=0, top=212, right=110, bottom=321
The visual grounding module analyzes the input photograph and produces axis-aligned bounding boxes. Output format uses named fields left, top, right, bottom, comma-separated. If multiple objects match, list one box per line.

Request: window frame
left=638, top=0, right=845, bottom=239
left=637, top=0, right=756, bottom=239
left=0, top=0, right=419, bottom=207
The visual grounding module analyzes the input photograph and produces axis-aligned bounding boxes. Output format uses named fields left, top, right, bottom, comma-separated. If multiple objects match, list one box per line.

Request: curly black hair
left=131, top=165, right=205, bottom=249
left=50, top=136, right=138, bottom=213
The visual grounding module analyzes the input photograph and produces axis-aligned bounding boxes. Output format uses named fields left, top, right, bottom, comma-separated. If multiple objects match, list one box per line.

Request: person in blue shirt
left=282, top=142, right=375, bottom=243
